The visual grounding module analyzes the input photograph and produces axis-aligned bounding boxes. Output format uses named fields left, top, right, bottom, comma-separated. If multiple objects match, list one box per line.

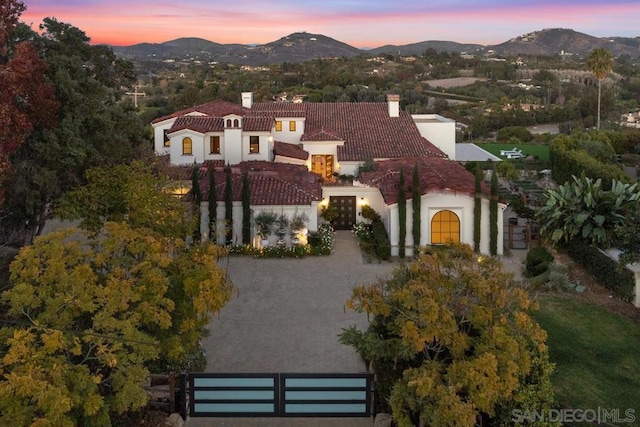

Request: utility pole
left=125, top=84, right=146, bottom=108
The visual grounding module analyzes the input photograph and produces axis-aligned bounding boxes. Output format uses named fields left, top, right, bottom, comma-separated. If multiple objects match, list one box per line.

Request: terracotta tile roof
left=301, top=129, right=343, bottom=142
left=359, top=157, right=490, bottom=204
left=273, top=141, right=309, bottom=161
left=243, top=117, right=273, bottom=132
left=151, top=100, right=249, bottom=124
left=194, top=161, right=322, bottom=206
left=250, top=102, right=445, bottom=161
left=168, top=116, right=223, bottom=134
left=247, top=103, right=307, bottom=117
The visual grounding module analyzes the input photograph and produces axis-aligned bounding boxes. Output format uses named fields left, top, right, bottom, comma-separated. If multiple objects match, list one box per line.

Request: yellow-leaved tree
left=340, top=244, right=557, bottom=427
left=0, top=223, right=232, bottom=424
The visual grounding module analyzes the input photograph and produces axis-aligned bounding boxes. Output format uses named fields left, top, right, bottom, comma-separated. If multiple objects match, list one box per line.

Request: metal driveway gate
left=189, top=373, right=373, bottom=418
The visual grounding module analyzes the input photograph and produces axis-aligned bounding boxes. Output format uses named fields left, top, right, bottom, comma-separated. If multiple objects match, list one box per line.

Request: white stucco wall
left=152, top=118, right=176, bottom=155
left=412, top=114, right=456, bottom=160
left=387, top=192, right=504, bottom=257
left=272, top=118, right=306, bottom=144
left=320, top=186, right=385, bottom=225
left=241, top=134, right=271, bottom=163
left=200, top=202, right=317, bottom=246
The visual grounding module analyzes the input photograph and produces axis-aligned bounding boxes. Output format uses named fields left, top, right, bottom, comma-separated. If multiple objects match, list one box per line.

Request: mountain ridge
left=111, top=28, right=640, bottom=65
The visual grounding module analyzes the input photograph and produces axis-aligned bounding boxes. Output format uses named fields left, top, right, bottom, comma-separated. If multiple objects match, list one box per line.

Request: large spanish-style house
left=151, top=93, right=505, bottom=255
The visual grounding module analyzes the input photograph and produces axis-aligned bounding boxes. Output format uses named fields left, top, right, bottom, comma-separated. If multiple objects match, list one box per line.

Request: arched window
left=226, top=119, right=232, bottom=128
left=431, top=210, right=460, bottom=244
left=233, top=119, right=240, bottom=128
left=182, top=137, right=192, bottom=155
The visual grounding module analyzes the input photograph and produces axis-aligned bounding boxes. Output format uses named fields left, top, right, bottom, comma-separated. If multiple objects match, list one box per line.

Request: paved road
left=187, top=231, right=396, bottom=427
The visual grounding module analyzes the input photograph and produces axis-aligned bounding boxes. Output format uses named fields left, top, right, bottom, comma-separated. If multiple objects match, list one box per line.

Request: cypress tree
left=207, top=164, right=217, bottom=243
left=490, top=166, right=498, bottom=256
left=224, top=166, right=233, bottom=245
left=412, top=163, right=421, bottom=253
left=474, top=167, right=482, bottom=253
left=241, top=172, right=251, bottom=245
left=191, top=164, right=202, bottom=242
left=398, top=168, right=406, bottom=258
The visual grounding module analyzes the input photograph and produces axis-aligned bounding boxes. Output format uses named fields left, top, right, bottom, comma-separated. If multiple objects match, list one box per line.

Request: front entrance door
left=312, top=154, right=334, bottom=179
left=330, top=196, right=356, bottom=230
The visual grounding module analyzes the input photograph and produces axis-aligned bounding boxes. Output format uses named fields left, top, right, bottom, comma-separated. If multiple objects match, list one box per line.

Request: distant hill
left=110, top=28, right=640, bottom=65
left=487, top=28, right=640, bottom=57
left=368, top=41, right=484, bottom=56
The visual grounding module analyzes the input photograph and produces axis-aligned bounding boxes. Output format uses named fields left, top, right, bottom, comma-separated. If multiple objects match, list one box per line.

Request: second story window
left=289, top=121, right=296, bottom=132
left=249, top=136, right=259, bottom=154
left=163, top=130, right=170, bottom=147
left=275, top=121, right=282, bottom=131
left=210, top=136, right=220, bottom=154
left=182, top=137, right=193, bottom=155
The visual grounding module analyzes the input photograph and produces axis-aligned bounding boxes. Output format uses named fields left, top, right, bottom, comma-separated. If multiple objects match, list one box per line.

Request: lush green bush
left=372, top=220, right=391, bottom=260
left=229, top=244, right=311, bottom=258
left=525, top=246, right=554, bottom=277
left=565, top=243, right=635, bottom=300
left=309, top=223, right=335, bottom=255
left=361, top=204, right=381, bottom=222
left=550, top=136, right=632, bottom=188
left=496, top=126, right=533, bottom=143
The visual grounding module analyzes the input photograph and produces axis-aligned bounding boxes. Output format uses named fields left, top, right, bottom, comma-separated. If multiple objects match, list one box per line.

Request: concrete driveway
left=187, top=231, right=396, bottom=427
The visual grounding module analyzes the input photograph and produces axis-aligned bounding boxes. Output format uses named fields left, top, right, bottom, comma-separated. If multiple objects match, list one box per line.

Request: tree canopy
left=340, top=244, right=555, bottom=426
left=0, top=222, right=232, bottom=425
left=0, top=14, right=146, bottom=246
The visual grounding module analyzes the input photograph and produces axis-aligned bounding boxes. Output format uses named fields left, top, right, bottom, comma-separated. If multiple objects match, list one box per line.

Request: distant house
left=152, top=93, right=505, bottom=255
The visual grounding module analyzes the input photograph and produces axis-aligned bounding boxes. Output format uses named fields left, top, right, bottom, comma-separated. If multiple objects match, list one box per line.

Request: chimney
left=241, top=92, right=253, bottom=109
left=387, top=94, right=400, bottom=117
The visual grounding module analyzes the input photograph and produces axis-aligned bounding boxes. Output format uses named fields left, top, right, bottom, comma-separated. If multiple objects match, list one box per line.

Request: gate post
left=179, top=373, right=187, bottom=420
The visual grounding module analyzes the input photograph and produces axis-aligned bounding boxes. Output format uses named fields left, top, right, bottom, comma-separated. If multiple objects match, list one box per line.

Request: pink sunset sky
left=20, top=0, right=640, bottom=47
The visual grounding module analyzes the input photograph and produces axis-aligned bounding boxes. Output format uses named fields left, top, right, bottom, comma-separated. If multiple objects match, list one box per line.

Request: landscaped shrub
left=361, top=204, right=381, bottom=222
left=525, top=246, right=554, bottom=277
left=309, top=223, right=335, bottom=255
left=565, top=243, right=635, bottom=300
left=372, top=220, right=391, bottom=260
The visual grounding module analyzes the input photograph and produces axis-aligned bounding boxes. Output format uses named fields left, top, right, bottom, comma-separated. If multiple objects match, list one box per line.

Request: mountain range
left=111, top=28, right=640, bottom=66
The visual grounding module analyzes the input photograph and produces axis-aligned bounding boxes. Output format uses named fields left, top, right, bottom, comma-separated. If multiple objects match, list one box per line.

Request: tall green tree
left=208, top=164, right=217, bottom=243
left=241, top=172, right=251, bottom=245
left=0, top=223, right=232, bottom=425
left=56, top=161, right=195, bottom=239
left=340, top=244, right=555, bottom=427
left=474, top=167, right=482, bottom=252
left=224, top=166, right=233, bottom=245
left=398, top=168, right=406, bottom=258
left=0, top=0, right=58, bottom=202
left=587, top=48, right=613, bottom=130
left=411, top=163, right=421, bottom=253
left=191, top=165, right=202, bottom=242
left=489, top=166, right=498, bottom=255
left=0, top=17, right=143, bottom=246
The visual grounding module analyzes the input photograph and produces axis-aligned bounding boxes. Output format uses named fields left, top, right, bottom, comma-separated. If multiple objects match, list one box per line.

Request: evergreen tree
left=490, top=166, right=498, bottom=255
left=474, top=167, right=482, bottom=252
left=398, top=168, right=406, bottom=258
left=241, top=172, right=251, bottom=245
left=224, top=166, right=233, bottom=245
left=208, top=164, right=217, bottom=243
left=411, top=163, right=421, bottom=253
left=191, top=164, right=202, bottom=242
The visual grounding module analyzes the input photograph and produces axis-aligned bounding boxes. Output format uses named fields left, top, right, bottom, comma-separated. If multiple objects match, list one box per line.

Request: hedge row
left=550, top=142, right=632, bottom=188
left=565, top=243, right=635, bottom=301
left=372, top=220, right=391, bottom=261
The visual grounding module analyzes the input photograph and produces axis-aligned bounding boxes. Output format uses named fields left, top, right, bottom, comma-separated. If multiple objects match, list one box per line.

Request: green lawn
left=477, top=143, right=550, bottom=162
left=532, top=295, right=640, bottom=421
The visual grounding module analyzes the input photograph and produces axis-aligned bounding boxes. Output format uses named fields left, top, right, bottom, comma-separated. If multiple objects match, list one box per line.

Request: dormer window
left=233, top=119, right=240, bottom=128
left=226, top=119, right=232, bottom=128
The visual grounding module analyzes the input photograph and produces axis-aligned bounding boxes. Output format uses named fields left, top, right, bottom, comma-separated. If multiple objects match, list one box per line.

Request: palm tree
left=587, top=48, right=613, bottom=130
